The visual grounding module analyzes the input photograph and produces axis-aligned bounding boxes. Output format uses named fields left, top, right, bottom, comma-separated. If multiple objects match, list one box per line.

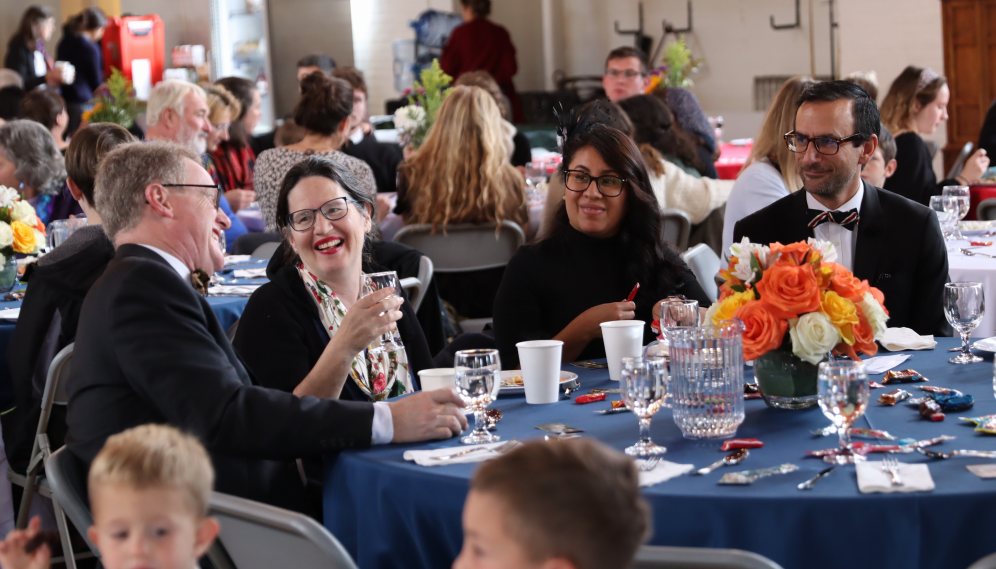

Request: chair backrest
left=227, top=319, right=240, bottom=343
left=36, top=343, right=74, bottom=438
left=45, top=447, right=97, bottom=552
left=978, top=198, right=996, bottom=221
left=414, top=254, right=434, bottom=312
left=399, top=277, right=422, bottom=310
left=631, top=545, right=784, bottom=569
left=208, top=492, right=359, bottom=569
left=392, top=221, right=525, bottom=273
left=250, top=242, right=280, bottom=260
left=946, top=140, right=975, bottom=180
left=681, top=244, right=722, bottom=302
left=968, top=551, right=996, bottom=569
left=231, top=232, right=282, bottom=256
left=661, top=209, right=692, bottom=252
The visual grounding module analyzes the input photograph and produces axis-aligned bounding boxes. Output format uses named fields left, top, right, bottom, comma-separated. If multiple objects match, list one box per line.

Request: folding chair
left=977, top=198, right=996, bottom=222
left=631, top=545, right=784, bottom=569
left=42, top=447, right=99, bottom=567
left=662, top=209, right=692, bottom=252
left=681, top=243, right=722, bottom=302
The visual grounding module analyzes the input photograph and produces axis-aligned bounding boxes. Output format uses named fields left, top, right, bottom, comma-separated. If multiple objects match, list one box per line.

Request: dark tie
left=807, top=208, right=859, bottom=231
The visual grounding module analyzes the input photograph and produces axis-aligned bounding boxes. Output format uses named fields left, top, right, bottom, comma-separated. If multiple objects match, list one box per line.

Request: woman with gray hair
left=0, top=119, right=65, bottom=207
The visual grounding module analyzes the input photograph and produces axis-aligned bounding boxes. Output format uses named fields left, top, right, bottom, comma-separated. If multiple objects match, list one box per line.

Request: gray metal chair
left=206, top=492, right=359, bottom=569
left=44, top=446, right=100, bottom=567
left=250, top=241, right=280, bottom=260
left=977, top=198, right=996, bottom=221
left=393, top=221, right=524, bottom=333
left=631, top=545, right=784, bottom=569
left=946, top=141, right=975, bottom=180
left=968, top=551, right=996, bottom=569
left=661, top=209, right=692, bottom=252
left=681, top=243, right=722, bottom=302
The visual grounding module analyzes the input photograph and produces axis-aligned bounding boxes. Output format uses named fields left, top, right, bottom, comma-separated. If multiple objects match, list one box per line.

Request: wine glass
left=660, top=298, right=700, bottom=329
left=454, top=349, right=501, bottom=445
left=929, top=195, right=958, bottom=250
left=817, top=360, right=870, bottom=465
left=361, top=271, right=405, bottom=354
left=942, top=185, right=971, bottom=240
left=619, top=356, right=668, bottom=456
left=945, top=282, right=985, bottom=364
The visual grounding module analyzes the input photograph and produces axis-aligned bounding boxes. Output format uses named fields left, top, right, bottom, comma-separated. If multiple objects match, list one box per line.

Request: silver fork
left=960, top=248, right=996, bottom=259
left=639, top=456, right=662, bottom=472
left=882, top=455, right=902, bottom=486
left=430, top=440, right=519, bottom=461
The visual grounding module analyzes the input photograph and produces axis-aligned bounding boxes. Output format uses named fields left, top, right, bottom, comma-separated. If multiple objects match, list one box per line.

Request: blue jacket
left=56, top=34, right=102, bottom=104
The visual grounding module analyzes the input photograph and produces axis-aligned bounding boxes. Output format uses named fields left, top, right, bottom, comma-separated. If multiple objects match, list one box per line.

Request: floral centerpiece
left=393, top=59, right=452, bottom=151
left=82, top=67, right=143, bottom=129
left=645, top=35, right=702, bottom=91
left=705, top=238, right=889, bottom=409
left=0, top=186, right=46, bottom=291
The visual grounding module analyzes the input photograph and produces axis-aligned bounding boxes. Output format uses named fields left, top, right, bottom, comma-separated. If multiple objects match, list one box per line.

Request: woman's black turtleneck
left=493, top=225, right=710, bottom=368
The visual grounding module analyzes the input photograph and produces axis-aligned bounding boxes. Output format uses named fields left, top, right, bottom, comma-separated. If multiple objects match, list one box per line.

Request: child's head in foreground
left=860, top=124, right=898, bottom=188
left=453, top=438, right=649, bottom=569
left=88, top=424, right=219, bottom=569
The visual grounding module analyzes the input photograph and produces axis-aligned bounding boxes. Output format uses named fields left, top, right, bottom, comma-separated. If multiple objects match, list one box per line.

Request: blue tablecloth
left=323, top=337, right=996, bottom=569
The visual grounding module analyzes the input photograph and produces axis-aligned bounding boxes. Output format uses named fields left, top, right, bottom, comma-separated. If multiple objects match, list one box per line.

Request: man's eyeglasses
left=161, top=184, right=222, bottom=208
left=784, top=131, right=868, bottom=156
left=286, top=197, right=358, bottom=231
left=563, top=170, right=626, bottom=197
left=604, top=69, right=644, bottom=79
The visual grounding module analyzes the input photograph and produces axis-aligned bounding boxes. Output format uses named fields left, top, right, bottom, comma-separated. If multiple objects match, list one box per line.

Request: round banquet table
left=947, top=239, right=996, bottom=338
left=323, top=336, right=996, bottom=569
left=716, top=141, right=753, bottom=180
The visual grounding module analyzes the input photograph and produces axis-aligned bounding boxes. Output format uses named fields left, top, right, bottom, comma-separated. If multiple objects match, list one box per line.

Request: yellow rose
left=11, top=221, right=37, bottom=254
left=821, top=290, right=859, bottom=345
left=711, top=289, right=756, bottom=324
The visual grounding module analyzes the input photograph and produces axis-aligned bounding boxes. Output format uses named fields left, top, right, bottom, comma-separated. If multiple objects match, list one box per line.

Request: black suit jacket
left=733, top=182, right=952, bottom=337
left=66, top=245, right=375, bottom=514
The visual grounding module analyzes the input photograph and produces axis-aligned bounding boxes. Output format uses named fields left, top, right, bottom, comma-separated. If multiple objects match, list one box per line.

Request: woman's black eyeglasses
left=783, top=131, right=867, bottom=156
left=563, top=170, right=626, bottom=197
left=286, top=197, right=358, bottom=231
left=161, top=183, right=222, bottom=208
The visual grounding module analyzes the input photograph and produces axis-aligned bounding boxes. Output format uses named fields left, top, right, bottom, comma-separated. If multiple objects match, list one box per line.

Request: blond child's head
left=87, top=424, right=219, bottom=569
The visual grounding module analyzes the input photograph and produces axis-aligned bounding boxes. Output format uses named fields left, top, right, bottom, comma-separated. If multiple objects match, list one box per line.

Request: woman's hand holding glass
left=331, top=287, right=404, bottom=357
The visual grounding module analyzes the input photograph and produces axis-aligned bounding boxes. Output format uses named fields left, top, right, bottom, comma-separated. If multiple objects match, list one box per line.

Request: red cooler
left=102, top=15, right=165, bottom=97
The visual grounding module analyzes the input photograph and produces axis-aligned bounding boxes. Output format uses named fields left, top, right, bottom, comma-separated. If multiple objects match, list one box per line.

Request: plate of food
left=500, top=370, right=579, bottom=393
left=972, top=337, right=996, bottom=352
left=959, top=220, right=996, bottom=236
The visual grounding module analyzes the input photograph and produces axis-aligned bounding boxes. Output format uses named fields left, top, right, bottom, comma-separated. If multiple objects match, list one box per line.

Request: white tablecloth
left=947, top=240, right=996, bottom=337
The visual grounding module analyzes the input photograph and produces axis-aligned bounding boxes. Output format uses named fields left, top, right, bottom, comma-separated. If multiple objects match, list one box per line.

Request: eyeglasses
left=160, top=184, right=222, bottom=208
left=784, top=131, right=868, bottom=156
left=563, top=169, right=626, bottom=197
left=605, top=69, right=644, bottom=79
left=213, top=123, right=230, bottom=134
left=286, top=197, right=358, bottom=231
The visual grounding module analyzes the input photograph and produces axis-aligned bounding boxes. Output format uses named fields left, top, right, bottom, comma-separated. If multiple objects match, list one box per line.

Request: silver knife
left=797, top=466, right=836, bottom=490
left=718, top=463, right=799, bottom=485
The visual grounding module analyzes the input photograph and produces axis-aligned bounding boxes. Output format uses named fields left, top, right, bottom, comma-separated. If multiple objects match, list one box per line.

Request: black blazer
left=733, top=182, right=952, bottom=337
left=4, top=40, right=45, bottom=92
left=66, top=245, right=375, bottom=514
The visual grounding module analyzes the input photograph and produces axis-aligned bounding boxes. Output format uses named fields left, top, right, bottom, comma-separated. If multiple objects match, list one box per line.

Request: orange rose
left=828, top=263, right=870, bottom=302
left=733, top=301, right=787, bottom=361
left=755, top=261, right=821, bottom=319
left=770, top=241, right=815, bottom=265
left=10, top=221, right=36, bottom=254
left=837, top=312, right=878, bottom=360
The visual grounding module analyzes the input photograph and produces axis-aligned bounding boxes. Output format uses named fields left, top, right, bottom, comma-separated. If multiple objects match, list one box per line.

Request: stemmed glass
left=817, top=361, right=870, bottom=465
left=660, top=298, right=700, bottom=329
left=929, top=195, right=959, bottom=251
left=619, top=356, right=668, bottom=456
left=454, top=349, right=501, bottom=444
left=945, top=282, right=985, bottom=364
left=361, top=271, right=405, bottom=354
left=942, top=185, right=971, bottom=240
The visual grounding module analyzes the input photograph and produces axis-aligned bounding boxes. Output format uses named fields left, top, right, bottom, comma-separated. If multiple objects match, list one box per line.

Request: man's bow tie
left=191, top=269, right=211, bottom=296
left=807, top=208, right=859, bottom=231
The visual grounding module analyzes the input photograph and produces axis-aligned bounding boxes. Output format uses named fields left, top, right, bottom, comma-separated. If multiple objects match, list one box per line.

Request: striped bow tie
left=807, top=208, right=859, bottom=231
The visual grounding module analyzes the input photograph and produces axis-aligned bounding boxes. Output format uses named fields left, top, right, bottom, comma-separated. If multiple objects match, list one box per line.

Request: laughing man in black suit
left=734, top=81, right=951, bottom=337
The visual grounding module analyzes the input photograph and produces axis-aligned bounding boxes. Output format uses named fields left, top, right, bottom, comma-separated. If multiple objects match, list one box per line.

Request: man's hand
left=389, top=389, right=468, bottom=443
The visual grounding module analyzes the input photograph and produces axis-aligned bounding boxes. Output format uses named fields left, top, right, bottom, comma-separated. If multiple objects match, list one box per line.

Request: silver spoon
left=691, top=448, right=749, bottom=475
left=918, top=448, right=996, bottom=459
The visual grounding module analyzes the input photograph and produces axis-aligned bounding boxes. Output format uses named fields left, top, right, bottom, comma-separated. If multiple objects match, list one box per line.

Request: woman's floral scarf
left=297, top=264, right=412, bottom=400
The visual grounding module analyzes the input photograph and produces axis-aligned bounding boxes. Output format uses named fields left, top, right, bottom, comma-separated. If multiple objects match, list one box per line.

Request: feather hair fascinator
left=555, top=101, right=616, bottom=153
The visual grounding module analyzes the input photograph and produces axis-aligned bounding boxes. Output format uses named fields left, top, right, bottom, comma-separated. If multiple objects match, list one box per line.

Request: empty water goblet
left=454, top=349, right=501, bottom=445
left=945, top=282, right=985, bottom=364
left=361, top=271, right=405, bottom=354
left=619, top=356, right=668, bottom=457
left=817, top=360, right=870, bottom=464
left=942, top=185, right=970, bottom=240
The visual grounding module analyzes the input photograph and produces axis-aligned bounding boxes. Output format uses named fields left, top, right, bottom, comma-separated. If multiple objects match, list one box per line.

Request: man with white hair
left=145, top=80, right=212, bottom=154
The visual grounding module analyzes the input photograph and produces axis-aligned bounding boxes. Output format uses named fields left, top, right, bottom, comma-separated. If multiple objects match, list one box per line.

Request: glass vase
left=0, top=256, right=18, bottom=293
left=753, top=347, right=824, bottom=410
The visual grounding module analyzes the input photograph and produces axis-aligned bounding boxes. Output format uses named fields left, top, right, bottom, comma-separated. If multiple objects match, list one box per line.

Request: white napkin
left=880, top=327, right=937, bottom=351
left=207, top=285, right=261, bottom=295
left=232, top=268, right=267, bottom=279
left=638, top=460, right=694, bottom=487
left=403, top=442, right=507, bottom=466
left=860, top=354, right=911, bottom=375
left=0, top=308, right=19, bottom=321
left=224, top=255, right=252, bottom=265
left=856, top=461, right=934, bottom=493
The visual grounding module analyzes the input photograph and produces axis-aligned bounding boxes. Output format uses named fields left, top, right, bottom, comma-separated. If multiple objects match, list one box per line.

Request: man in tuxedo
left=734, top=81, right=950, bottom=336
left=66, top=141, right=468, bottom=515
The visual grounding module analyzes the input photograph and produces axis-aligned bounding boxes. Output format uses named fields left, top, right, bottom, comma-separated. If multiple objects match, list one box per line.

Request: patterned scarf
left=297, top=264, right=413, bottom=400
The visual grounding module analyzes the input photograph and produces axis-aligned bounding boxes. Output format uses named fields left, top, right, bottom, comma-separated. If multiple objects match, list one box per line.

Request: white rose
left=31, top=229, right=45, bottom=253
left=789, top=312, right=840, bottom=365
left=807, top=238, right=838, bottom=263
left=0, top=223, right=14, bottom=248
left=859, top=291, right=889, bottom=340
left=11, top=201, right=36, bottom=224
left=0, top=187, right=19, bottom=210
left=703, top=302, right=720, bottom=326
left=393, top=105, right=425, bottom=130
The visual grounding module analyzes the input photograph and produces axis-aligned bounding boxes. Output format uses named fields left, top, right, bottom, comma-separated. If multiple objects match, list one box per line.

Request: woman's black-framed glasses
left=287, top=197, right=358, bottom=231
left=784, top=131, right=867, bottom=156
left=563, top=169, right=626, bottom=197
left=160, top=184, right=222, bottom=208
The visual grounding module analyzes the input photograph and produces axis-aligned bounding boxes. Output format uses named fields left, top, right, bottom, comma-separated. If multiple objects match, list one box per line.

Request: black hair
left=19, top=88, right=64, bottom=130
left=214, top=76, right=256, bottom=148
left=296, top=53, right=336, bottom=74
left=9, top=6, right=52, bottom=51
left=796, top=80, right=881, bottom=145
left=877, top=124, right=897, bottom=164
left=605, top=46, right=649, bottom=74
left=0, top=87, right=25, bottom=121
left=618, top=95, right=704, bottom=172
left=461, top=0, right=492, bottom=17
left=294, top=74, right=353, bottom=137
left=63, top=7, right=107, bottom=36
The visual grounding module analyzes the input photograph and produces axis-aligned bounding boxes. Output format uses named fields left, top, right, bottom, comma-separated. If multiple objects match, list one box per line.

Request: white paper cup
left=55, top=61, right=75, bottom=84
left=516, top=340, right=563, bottom=404
left=600, top=321, right=645, bottom=381
left=417, top=368, right=455, bottom=392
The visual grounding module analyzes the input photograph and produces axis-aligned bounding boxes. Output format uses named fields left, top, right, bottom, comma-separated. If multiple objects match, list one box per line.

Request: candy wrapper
left=869, top=381, right=886, bottom=390
left=931, top=393, right=974, bottom=412
left=611, top=400, right=626, bottom=409
left=721, top=438, right=764, bottom=451
left=961, top=415, right=996, bottom=435
left=850, top=428, right=897, bottom=441
left=805, top=435, right=955, bottom=459
left=920, top=386, right=963, bottom=396
left=882, top=369, right=928, bottom=384
left=878, top=389, right=910, bottom=406
left=919, top=399, right=945, bottom=421
left=574, top=393, right=606, bottom=404
left=744, top=383, right=762, bottom=400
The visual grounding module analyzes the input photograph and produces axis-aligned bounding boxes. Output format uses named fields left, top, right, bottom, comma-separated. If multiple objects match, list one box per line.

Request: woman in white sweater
left=721, top=76, right=815, bottom=254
